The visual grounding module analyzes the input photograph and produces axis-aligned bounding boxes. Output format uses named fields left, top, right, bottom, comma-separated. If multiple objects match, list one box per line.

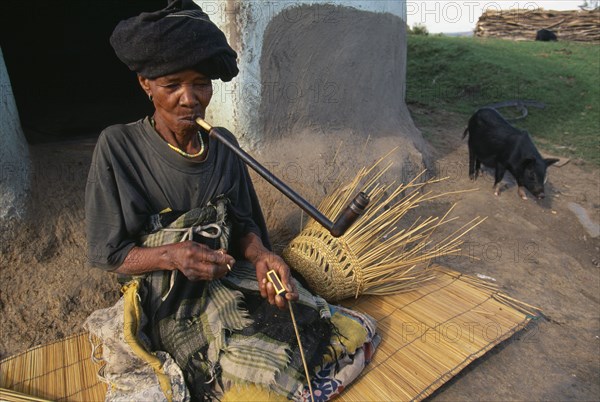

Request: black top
left=85, top=117, right=269, bottom=270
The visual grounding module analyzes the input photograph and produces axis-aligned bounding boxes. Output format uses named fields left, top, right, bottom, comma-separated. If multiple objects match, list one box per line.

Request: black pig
left=536, top=29, right=558, bottom=41
left=463, top=108, right=559, bottom=200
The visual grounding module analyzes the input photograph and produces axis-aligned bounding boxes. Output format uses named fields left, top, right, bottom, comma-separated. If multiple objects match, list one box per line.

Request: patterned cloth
left=301, top=307, right=380, bottom=401
left=85, top=201, right=379, bottom=401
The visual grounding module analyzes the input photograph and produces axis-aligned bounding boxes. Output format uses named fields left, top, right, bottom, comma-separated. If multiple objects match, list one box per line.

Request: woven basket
left=284, top=224, right=365, bottom=301
left=283, top=158, right=484, bottom=302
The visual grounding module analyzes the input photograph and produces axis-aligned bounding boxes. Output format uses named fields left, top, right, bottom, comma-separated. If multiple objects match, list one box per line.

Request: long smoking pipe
left=196, top=117, right=369, bottom=237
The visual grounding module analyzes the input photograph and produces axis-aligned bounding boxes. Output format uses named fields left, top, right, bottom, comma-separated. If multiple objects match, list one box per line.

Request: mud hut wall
left=0, top=48, right=30, bottom=221
left=259, top=6, right=423, bottom=144
left=197, top=0, right=407, bottom=148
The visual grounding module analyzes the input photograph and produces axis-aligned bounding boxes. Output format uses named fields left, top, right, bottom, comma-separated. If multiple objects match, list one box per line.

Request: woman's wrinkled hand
left=169, top=241, right=235, bottom=281
left=253, top=251, right=299, bottom=309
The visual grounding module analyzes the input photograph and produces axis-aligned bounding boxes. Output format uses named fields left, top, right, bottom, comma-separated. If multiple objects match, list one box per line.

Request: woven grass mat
left=338, top=265, right=538, bottom=401
left=0, top=333, right=104, bottom=402
left=0, top=266, right=537, bottom=402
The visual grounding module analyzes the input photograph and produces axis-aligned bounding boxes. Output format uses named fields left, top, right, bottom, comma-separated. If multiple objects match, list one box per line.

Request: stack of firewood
left=476, top=8, right=599, bottom=42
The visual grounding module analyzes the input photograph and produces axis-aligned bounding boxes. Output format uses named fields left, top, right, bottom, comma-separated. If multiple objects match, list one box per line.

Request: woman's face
left=139, top=69, right=213, bottom=135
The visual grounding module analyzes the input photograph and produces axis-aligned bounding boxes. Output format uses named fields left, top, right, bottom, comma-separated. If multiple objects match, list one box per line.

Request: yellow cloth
left=122, top=281, right=174, bottom=402
left=323, top=311, right=368, bottom=365
left=221, top=385, right=287, bottom=402
left=331, top=311, right=369, bottom=354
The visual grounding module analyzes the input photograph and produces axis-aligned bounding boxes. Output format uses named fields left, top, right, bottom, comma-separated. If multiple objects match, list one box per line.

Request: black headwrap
left=110, top=0, right=239, bottom=81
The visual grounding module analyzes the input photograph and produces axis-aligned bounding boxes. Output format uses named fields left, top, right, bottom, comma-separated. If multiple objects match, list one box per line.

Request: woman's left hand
left=254, top=251, right=299, bottom=309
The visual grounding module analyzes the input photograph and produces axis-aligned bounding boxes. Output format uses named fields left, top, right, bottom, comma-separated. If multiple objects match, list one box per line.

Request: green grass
left=406, top=35, right=600, bottom=165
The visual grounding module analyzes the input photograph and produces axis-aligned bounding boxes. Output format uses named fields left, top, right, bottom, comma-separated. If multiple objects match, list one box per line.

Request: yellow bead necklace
left=151, top=117, right=205, bottom=158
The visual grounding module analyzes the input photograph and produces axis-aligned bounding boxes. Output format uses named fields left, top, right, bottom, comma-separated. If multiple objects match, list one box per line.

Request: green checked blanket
left=85, top=199, right=378, bottom=402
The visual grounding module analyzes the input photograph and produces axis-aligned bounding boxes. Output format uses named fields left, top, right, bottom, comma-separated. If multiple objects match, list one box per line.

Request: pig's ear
left=545, top=158, right=560, bottom=167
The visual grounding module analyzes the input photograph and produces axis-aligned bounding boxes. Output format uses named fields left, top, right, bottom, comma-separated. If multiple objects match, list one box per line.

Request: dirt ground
left=0, top=107, right=598, bottom=401
left=407, top=106, right=600, bottom=401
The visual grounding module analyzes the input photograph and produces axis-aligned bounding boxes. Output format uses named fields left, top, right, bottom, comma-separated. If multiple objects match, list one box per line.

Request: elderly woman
left=85, top=1, right=378, bottom=401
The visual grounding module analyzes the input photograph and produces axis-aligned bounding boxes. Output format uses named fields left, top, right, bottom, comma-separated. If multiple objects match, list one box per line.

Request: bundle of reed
left=282, top=157, right=485, bottom=302
left=475, top=8, right=600, bottom=42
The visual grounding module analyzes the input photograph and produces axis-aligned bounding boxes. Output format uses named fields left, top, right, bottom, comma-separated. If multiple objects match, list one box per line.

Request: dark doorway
left=0, top=0, right=165, bottom=143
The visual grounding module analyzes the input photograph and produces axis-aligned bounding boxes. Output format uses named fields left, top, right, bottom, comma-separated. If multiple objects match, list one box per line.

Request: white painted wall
left=0, top=47, right=30, bottom=221
left=197, top=0, right=406, bottom=148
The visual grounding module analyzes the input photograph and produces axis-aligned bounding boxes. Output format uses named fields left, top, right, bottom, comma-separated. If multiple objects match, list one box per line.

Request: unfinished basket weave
left=283, top=157, right=483, bottom=302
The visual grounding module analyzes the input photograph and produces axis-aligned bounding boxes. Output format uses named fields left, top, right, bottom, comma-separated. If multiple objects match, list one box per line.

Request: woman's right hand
left=116, top=241, right=235, bottom=281
left=168, top=241, right=235, bottom=281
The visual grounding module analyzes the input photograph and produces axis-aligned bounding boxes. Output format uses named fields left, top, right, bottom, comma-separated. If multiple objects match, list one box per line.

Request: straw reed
left=283, top=155, right=485, bottom=302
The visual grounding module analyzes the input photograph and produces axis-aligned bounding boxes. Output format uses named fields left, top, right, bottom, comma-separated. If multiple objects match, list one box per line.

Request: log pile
left=475, top=8, right=600, bottom=42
